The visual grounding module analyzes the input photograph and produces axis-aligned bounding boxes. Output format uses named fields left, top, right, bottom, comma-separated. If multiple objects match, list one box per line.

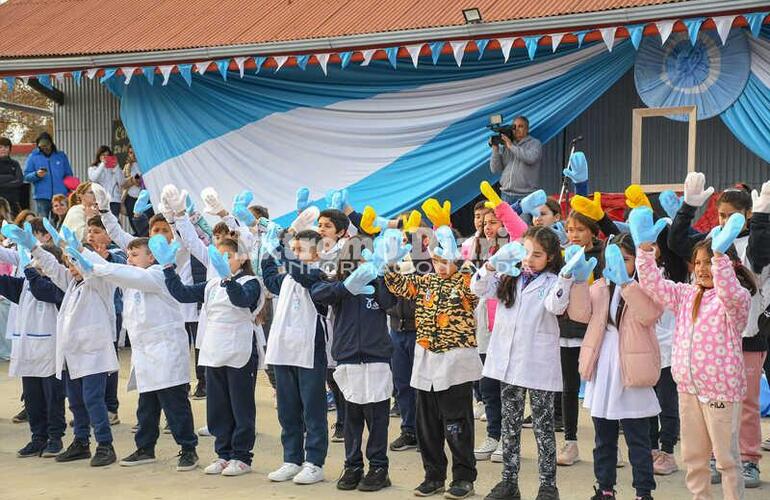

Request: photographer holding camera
left=489, top=115, right=542, bottom=208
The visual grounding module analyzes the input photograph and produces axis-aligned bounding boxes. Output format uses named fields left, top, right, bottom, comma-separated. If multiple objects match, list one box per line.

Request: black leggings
left=560, top=346, right=581, bottom=441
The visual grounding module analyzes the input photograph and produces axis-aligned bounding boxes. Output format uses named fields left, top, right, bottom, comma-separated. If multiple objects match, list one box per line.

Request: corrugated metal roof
left=0, top=0, right=689, bottom=57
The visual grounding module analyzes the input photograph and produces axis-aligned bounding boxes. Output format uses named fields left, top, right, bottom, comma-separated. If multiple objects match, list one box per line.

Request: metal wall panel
left=52, top=78, right=120, bottom=183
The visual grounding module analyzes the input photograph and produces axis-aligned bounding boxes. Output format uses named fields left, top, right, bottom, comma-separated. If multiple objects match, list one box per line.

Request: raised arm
left=712, top=254, right=751, bottom=333
left=494, top=202, right=527, bottom=241
left=173, top=214, right=209, bottom=267
left=91, top=262, right=166, bottom=293
left=0, top=275, right=24, bottom=304
left=545, top=275, right=574, bottom=316
left=101, top=210, right=136, bottom=251
left=162, top=266, right=206, bottom=304
left=470, top=265, right=499, bottom=300
left=635, top=247, right=688, bottom=314
left=374, top=277, right=398, bottom=310
left=667, top=203, right=704, bottom=260
left=260, top=254, right=285, bottom=295
left=620, top=281, right=664, bottom=327
left=508, top=139, right=541, bottom=165
left=383, top=271, right=425, bottom=299
left=24, top=268, right=65, bottom=305
left=224, top=278, right=261, bottom=310
left=31, top=244, right=71, bottom=291
left=310, top=279, right=348, bottom=306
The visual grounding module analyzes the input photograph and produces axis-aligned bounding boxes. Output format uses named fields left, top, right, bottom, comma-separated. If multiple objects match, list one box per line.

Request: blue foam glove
left=17, top=247, right=31, bottom=269
left=561, top=244, right=597, bottom=282
left=363, top=228, right=411, bottom=274
left=2, top=222, right=39, bottom=251
left=42, top=218, right=63, bottom=247
left=66, top=247, right=93, bottom=273
left=710, top=213, right=746, bottom=254
left=489, top=241, right=526, bottom=277
left=520, top=189, right=547, bottom=218
left=133, top=189, right=152, bottom=215
left=296, top=187, right=311, bottom=213
left=148, top=234, right=180, bottom=267
left=602, top=244, right=632, bottom=286
left=563, top=151, right=588, bottom=184
left=628, top=207, right=668, bottom=247
left=234, top=190, right=254, bottom=208
left=343, top=262, right=378, bottom=295
left=614, top=221, right=630, bottom=234
left=659, top=190, right=683, bottom=220
left=185, top=193, right=196, bottom=215
left=261, top=221, right=282, bottom=260
left=325, top=189, right=349, bottom=211
left=208, top=244, right=232, bottom=279
left=432, top=225, right=461, bottom=261
left=552, top=221, right=568, bottom=246
left=61, top=225, right=81, bottom=251
left=232, top=202, right=256, bottom=227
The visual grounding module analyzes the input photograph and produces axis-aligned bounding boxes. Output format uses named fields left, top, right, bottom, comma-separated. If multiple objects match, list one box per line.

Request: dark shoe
left=17, top=440, right=47, bottom=458
left=445, top=480, right=474, bottom=499
left=90, top=443, right=117, bottom=467
left=330, top=425, right=344, bottom=443
left=119, top=448, right=156, bottom=467
left=636, top=496, right=653, bottom=500
left=535, top=485, right=559, bottom=500
left=522, top=415, right=533, bottom=428
left=337, top=466, right=364, bottom=490
left=590, top=487, right=616, bottom=500
left=56, top=439, right=91, bottom=462
left=485, top=480, right=521, bottom=500
left=389, top=402, right=401, bottom=417
left=414, top=480, right=445, bottom=497
left=191, top=383, right=206, bottom=400
left=176, top=449, right=199, bottom=471
left=390, top=432, right=418, bottom=451
left=12, top=408, right=28, bottom=423
left=41, top=439, right=63, bottom=458
left=358, top=466, right=391, bottom=492
left=554, top=418, right=564, bottom=433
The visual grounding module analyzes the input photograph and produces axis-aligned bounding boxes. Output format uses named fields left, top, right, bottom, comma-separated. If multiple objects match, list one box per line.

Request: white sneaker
left=204, top=458, right=229, bottom=475
left=490, top=441, right=503, bottom=463
left=197, top=426, right=212, bottom=437
left=221, top=459, right=252, bottom=476
left=474, top=436, right=498, bottom=461
left=473, top=401, right=485, bottom=420
left=268, top=462, right=303, bottom=482
left=292, top=462, right=324, bottom=484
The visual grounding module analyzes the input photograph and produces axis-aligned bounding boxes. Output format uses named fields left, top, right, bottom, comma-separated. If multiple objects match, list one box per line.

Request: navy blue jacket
left=311, top=276, right=395, bottom=365
left=24, top=268, right=65, bottom=307
left=163, top=266, right=261, bottom=311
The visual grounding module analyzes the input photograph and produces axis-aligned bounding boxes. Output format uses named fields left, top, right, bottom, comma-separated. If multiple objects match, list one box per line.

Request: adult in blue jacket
left=23, top=132, right=73, bottom=218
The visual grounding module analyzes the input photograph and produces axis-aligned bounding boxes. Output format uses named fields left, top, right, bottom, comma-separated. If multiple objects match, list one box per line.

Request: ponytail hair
left=690, top=239, right=756, bottom=321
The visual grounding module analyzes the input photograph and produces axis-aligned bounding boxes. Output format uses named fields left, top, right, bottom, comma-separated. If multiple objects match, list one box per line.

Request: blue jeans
left=22, top=375, right=66, bottom=442
left=64, top=371, right=112, bottom=445
left=479, top=355, right=501, bottom=441
left=390, top=329, right=416, bottom=434
left=136, top=383, right=197, bottom=452
left=34, top=198, right=51, bottom=219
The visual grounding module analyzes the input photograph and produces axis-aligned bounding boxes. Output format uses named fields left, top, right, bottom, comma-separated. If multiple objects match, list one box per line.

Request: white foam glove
left=752, top=180, right=770, bottom=214
left=683, top=172, right=714, bottom=208
left=160, top=184, right=187, bottom=215
left=290, top=206, right=320, bottom=233
left=201, top=187, right=226, bottom=215
left=91, top=183, right=111, bottom=211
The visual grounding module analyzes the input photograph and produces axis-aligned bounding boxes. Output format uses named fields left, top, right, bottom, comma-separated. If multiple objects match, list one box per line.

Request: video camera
left=487, top=113, right=514, bottom=146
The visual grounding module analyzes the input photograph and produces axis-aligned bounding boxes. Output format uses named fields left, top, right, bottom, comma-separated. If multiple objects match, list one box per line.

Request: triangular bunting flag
left=53, top=72, right=66, bottom=84
left=475, top=39, right=489, bottom=60
left=524, top=36, right=541, bottom=60
left=142, top=67, right=155, bottom=85
left=234, top=57, right=248, bottom=78
left=121, top=67, right=137, bottom=85
left=498, top=38, right=514, bottom=62
left=626, top=24, right=645, bottom=49
left=406, top=44, right=422, bottom=67
left=99, top=68, right=117, bottom=83
left=195, top=61, right=212, bottom=75
left=599, top=27, right=616, bottom=52
left=429, top=41, right=444, bottom=64
left=254, top=57, right=266, bottom=74
left=683, top=17, right=705, bottom=45
left=385, top=47, right=398, bottom=69
left=72, top=71, right=82, bottom=86
left=744, top=12, right=768, bottom=38
left=361, top=49, right=376, bottom=66
left=339, top=51, right=353, bottom=69
left=36, top=75, right=51, bottom=89
left=4, top=77, right=14, bottom=90
left=576, top=30, right=588, bottom=47
left=550, top=33, right=565, bottom=52
left=86, top=68, right=100, bottom=79
left=656, top=19, right=675, bottom=45
left=216, top=59, right=229, bottom=80
left=159, top=65, right=174, bottom=86
left=177, top=64, right=193, bottom=86
left=296, top=54, right=309, bottom=70
left=450, top=40, right=469, bottom=66
left=315, top=54, right=330, bottom=75
left=20, top=77, right=28, bottom=86
left=713, top=15, right=736, bottom=45
left=273, top=56, right=288, bottom=72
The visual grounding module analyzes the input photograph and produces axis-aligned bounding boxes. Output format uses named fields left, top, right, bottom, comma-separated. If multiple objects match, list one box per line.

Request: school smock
left=471, top=266, right=564, bottom=392
left=583, top=285, right=661, bottom=420
left=32, top=245, right=118, bottom=380
left=91, top=262, right=190, bottom=392
left=0, top=246, right=21, bottom=341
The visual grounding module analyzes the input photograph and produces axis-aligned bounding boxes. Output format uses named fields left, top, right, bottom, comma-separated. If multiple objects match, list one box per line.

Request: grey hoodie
left=489, top=135, right=542, bottom=196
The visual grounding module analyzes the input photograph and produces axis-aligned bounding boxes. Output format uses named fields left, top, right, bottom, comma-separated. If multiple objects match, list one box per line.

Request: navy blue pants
left=64, top=371, right=112, bottom=445
left=135, top=383, right=197, bottom=452
left=185, top=322, right=205, bottom=384
left=344, top=399, right=390, bottom=469
left=22, top=375, right=65, bottom=443
left=274, top=342, right=328, bottom=467
left=390, top=329, right=416, bottom=434
left=593, top=417, right=655, bottom=497
left=105, top=340, right=120, bottom=414
left=206, top=344, right=258, bottom=464
left=479, top=354, right=501, bottom=441
left=649, top=367, right=679, bottom=454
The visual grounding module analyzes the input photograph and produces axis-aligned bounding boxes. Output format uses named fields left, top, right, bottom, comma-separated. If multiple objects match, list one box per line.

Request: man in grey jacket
left=489, top=116, right=542, bottom=206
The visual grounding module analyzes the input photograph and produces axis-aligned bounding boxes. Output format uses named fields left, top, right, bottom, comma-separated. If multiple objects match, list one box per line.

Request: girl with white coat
left=87, top=146, right=123, bottom=217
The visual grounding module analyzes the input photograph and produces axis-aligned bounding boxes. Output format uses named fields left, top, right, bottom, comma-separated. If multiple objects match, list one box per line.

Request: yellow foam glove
left=480, top=181, right=502, bottom=209
left=360, top=205, right=383, bottom=235
left=401, top=210, right=422, bottom=233
left=570, top=192, right=604, bottom=221
left=625, top=184, right=652, bottom=209
left=421, top=198, right=451, bottom=228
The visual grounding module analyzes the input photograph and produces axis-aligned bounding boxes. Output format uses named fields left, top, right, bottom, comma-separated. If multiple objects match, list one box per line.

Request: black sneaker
left=42, top=439, right=63, bottom=458
left=331, top=425, right=344, bottom=443
left=17, top=440, right=47, bottom=458
left=56, top=439, right=91, bottom=462
left=535, top=485, right=559, bottom=500
left=12, top=408, right=28, bottom=424
left=176, top=448, right=198, bottom=471
left=445, top=480, right=474, bottom=499
left=358, top=466, right=391, bottom=492
left=119, top=448, right=156, bottom=467
left=590, top=487, right=616, bottom=500
left=414, top=480, right=445, bottom=497
left=191, top=383, right=206, bottom=400
left=390, top=432, right=418, bottom=451
left=522, top=415, right=533, bottom=428
left=337, top=466, right=364, bottom=490
left=90, top=443, right=117, bottom=467
left=485, top=481, right=521, bottom=500
left=637, top=496, right=653, bottom=500
left=554, top=418, right=564, bottom=433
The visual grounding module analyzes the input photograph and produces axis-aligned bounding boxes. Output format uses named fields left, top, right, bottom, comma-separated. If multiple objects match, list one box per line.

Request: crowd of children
left=1, top=165, right=770, bottom=500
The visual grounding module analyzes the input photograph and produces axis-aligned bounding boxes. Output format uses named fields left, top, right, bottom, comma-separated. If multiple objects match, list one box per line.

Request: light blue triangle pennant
left=296, top=54, right=309, bottom=70
left=626, top=24, right=645, bottom=49
left=385, top=47, right=398, bottom=68
left=430, top=41, right=444, bottom=64
left=142, top=66, right=155, bottom=85
left=99, top=68, right=117, bottom=84
left=744, top=12, right=768, bottom=38
left=4, top=77, right=14, bottom=90
left=254, top=57, right=266, bottom=74
left=475, top=39, right=489, bottom=60
left=576, top=30, right=588, bottom=47
left=683, top=17, right=705, bottom=45
left=72, top=70, right=82, bottom=85
left=216, top=59, right=229, bottom=80
left=178, top=63, right=193, bottom=86
left=524, top=36, right=541, bottom=60
left=339, top=51, right=353, bottom=69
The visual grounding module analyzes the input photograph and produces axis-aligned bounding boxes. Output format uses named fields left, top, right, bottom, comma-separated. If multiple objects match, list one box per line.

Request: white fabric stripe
left=749, top=36, right=770, bottom=88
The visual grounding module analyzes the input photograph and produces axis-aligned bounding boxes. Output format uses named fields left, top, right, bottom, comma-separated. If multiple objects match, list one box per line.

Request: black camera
left=487, top=113, right=513, bottom=146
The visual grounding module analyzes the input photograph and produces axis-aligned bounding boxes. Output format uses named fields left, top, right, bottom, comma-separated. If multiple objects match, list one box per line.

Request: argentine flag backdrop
left=108, top=41, right=636, bottom=225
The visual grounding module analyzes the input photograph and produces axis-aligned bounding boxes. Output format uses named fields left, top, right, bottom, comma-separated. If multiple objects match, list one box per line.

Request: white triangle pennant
left=234, top=57, right=248, bottom=78
left=273, top=56, right=288, bottom=71
left=159, top=65, right=174, bottom=85
left=406, top=44, right=423, bottom=67
left=196, top=61, right=212, bottom=75
left=121, top=67, right=137, bottom=85
left=316, top=53, right=330, bottom=75
left=599, top=27, right=617, bottom=52
left=20, top=76, right=29, bottom=85
left=498, top=38, right=514, bottom=62
left=656, top=19, right=675, bottom=45
left=86, top=68, right=100, bottom=79
left=551, top=33, right=565, bottom=52
left=713, top=15, right=736, bottom=45
left=361, top=49, right=376, bottom=66
left=450, top=40, right=469, bottom=67
left=53, top=72, right=66, bottom=83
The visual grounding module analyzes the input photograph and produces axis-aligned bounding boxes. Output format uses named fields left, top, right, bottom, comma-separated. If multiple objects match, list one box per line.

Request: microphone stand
left=558, top=137, right=580, bottom=208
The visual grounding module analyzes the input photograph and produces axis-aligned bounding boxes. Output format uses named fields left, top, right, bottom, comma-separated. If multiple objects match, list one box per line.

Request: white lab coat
left=0, top=246, right=21, bottom=341
left=32, top=245, right=118, bottom=380
left=9, top=282, right=59, bottom=378
left=91, top=262, right=190, bottom=393
left=471, top=267, right=564, bottom=392
left=265, top=274, right=318, bottom=369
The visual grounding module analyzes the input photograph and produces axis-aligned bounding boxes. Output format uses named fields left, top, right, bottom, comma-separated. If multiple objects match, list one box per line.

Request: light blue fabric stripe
left=721, top=73, right=770, bottom=163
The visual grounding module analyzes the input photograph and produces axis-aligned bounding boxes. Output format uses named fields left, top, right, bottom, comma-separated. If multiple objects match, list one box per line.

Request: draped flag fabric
left=108, top=41, right=635, bottom=224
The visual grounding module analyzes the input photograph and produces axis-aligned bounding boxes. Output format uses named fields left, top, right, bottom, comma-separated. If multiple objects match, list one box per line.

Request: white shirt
left=411, top=345, right=482, bottom=392
left=333, top=362, right=393, bottom=404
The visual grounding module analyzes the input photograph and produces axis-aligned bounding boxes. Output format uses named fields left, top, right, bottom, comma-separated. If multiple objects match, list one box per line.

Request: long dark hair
left=218, top=237, right=254, bottom=276
left=91, top=145, right=112, bottom=167
left=496, top=226, right=564, bottom=308
left=603, top=233, right=636, bottom=327
left=690, top=239, right=756, bottom=321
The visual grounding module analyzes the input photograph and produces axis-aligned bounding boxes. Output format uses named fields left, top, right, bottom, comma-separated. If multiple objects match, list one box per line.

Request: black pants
left=22, top=375, right=66, bottom=443
left=105, top=335, right=120, bottom=414
left=135, top=383, right=197, bottom=452
left=593, top=417, right=655, bottom=497
left=416, top=382, right=477, bottom=483
left=560, top=346, right=581, bottom=441
left=186, top=322, right=205, bottom=385
left=327, top=369, right=346, bottom=432
left=123, top=195, right=139, bottom=234
left=649, top=367, right=679, bottom=454
left=344, top=399, right=389, bottom=469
